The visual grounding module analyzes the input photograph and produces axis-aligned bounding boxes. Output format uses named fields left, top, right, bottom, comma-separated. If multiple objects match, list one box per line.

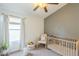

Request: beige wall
left=45, top=3, right=79, bottom=39
left=24, top=16, right=44, bottom=44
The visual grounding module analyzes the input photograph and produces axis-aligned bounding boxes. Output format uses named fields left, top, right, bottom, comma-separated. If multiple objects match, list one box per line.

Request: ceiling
left=0, top=3, right=67, bottom=19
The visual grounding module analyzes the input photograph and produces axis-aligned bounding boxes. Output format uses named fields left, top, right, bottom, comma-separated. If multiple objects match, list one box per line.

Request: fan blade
left=44, top=7, right=48, bottom=12
left=33, top=5, right=39, bottom=11
left=48, top=3, right=59, bottom=4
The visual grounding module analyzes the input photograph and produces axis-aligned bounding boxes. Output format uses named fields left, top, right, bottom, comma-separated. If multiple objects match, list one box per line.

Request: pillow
left=41, top=34, right=47, bottom=41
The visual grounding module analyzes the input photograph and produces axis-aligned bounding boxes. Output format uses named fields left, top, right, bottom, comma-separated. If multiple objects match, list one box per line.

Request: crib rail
left=48, top=37, right=79, bottom=56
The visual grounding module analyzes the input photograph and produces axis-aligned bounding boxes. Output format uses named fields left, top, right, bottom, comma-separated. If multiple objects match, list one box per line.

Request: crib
left=47, top=36, right=79, bottom=56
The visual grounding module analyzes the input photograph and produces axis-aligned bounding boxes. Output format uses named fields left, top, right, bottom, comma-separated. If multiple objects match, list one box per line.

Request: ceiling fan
left=33, top=3, right=59, bottom=12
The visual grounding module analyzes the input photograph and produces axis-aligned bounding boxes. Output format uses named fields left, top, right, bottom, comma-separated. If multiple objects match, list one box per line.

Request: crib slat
left=68, top=42, right=71, bottom=56
left=61, top=40, right=64, bottom=55
left=76, top=41, right=79, bottom=56
left=63, top=41, right=65, bottom=55
left=67, top=42, right=69, bottom=56
left=72, top=40, right=75, bottom=56
left=72, top=41, right=74, bottom=56
left=72, top=43, right=73, bottom=56
left=66, top=41, right=67, bottom=56
left=64, top=41, right=66, bottom=55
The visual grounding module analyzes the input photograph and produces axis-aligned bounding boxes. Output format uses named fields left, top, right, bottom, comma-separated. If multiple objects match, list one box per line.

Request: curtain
left=0, top=14, right=4, bottom=48
left=0, top=14, right=9, bottom=51
left=20, top=18, right=25, bottom=49
left=2, top=15, right=9, bottom=50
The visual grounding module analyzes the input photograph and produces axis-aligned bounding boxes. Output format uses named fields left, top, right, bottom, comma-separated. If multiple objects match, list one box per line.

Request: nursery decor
left=27, top=40, right=35, bottom=50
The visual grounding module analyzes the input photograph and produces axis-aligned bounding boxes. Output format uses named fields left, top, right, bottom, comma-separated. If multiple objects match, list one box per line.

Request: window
left=8, top=16, right=21, bottom=42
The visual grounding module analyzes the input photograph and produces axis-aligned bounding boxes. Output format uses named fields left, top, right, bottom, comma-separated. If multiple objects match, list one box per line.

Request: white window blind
left=9, top=16, right=21, bottom=42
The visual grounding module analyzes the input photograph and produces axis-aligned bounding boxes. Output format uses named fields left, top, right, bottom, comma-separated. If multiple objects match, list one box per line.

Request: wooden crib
left=47, top=36, right=79, bottom=56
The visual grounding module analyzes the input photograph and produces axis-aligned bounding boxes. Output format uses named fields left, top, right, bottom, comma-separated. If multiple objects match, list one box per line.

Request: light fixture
left=33, top=3, right=48, bottom=9
left=33, top=3, right=59, bottom=12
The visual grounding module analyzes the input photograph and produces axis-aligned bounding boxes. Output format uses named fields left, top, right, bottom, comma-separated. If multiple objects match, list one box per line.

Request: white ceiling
left=0, top=3, right=67, bottom=18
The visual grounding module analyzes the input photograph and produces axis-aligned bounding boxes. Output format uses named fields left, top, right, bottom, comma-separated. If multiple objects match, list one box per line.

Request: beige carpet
left=9, top=48, right=61, bottom=56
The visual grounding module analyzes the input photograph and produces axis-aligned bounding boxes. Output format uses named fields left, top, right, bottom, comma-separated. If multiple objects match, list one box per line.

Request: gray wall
left=45, top=3, right=79, bottom=39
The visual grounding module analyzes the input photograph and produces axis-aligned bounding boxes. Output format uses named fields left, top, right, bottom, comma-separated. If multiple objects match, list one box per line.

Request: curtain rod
left=0, top=12, right=26, bottom=19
